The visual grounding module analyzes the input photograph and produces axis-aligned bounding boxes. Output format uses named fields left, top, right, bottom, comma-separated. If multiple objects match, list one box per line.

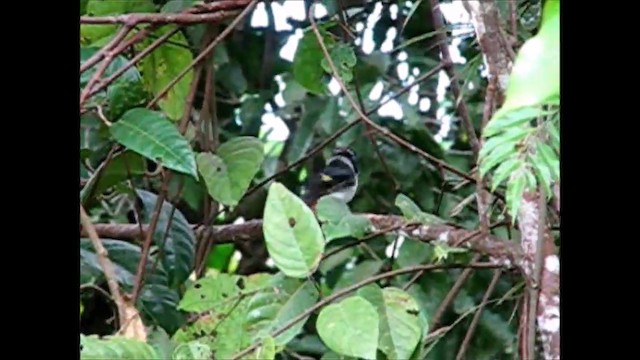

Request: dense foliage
left=80, top=0, right=559, bottom=359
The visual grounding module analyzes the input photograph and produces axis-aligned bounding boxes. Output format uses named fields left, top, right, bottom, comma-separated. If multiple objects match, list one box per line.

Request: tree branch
left=80, top=205, right=127, bottom=328
left=86, top=213, right=524, bottom=271
left=230, top=261, right=503, bottom=360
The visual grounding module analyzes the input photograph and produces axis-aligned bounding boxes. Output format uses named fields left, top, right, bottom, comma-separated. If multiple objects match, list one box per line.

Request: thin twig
left=80, top=205, right=127, bottom=327
left=243, top=62, right=446, bottom=199
left=80, top=25, right=133, bottom=74
left=429, top=0, right=480, bottom=155
left=148, top=0, right=258, bottom=109
left=310, top=12, right=498, bottom=198
left=230, top=262, right=502, bottom=360
left=455, top=269, right=503, bottom=360
left=87, top=27, right=182, bottom=100
left=429, top=254, right=480, bottom=331
left=321, top=223, right=414, bottom=261
left=508, top=0, right=518, bottom=40
left=81, top=11, right=241, bottom=25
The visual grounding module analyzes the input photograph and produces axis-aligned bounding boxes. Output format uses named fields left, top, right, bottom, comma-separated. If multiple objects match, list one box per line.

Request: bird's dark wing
left=303, top=161, right=355, bottom=204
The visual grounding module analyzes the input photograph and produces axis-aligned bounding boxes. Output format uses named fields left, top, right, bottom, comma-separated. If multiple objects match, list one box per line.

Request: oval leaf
left=316, top=296, right=379, bottom=360
left=137, top=190, right=196, bottom=288
left=245, top=278, right=319, bottom=346
left=357, top=285, right=422, bottom=360
left=263, top=182, right=325, bottom=278
left=197, top=136, right=265, bottom=206
left=139, top=27, right=194, bottom=121
left=110, top=108, right=197, bottom=178
left=80, top=334, right=159, bottom=360
left=172, top=342, right=213, bottom=360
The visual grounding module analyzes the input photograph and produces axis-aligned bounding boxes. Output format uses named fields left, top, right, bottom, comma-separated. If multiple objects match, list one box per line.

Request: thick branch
left=518, top=192, right=560, bottom=360
left=86, top=214, right=524, bottom=270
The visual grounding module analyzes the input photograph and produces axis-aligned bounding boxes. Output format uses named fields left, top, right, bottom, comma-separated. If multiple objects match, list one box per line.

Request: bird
left=303, top=147, right=359, bottom=207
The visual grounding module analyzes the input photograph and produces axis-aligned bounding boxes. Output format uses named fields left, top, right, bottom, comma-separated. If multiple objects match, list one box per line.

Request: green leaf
left=81, top=0, right=155, bottom=46
left=484, top=106, right=552, bottom=138
left=479, top=126, right=530, bottom=160
left=197, top=136, right=265, bottom=206
left=96, top=151, right=145, bottom=193
left=139, top=27, right=194, bottom=121
left=250, top=336, right=276, bottom=360
left=110, top=108, right=197, bottom=178
left=316, top=196, right=372, bottom=241
left=490, top=157, right=522, bottom=192
left=148, top=327, right=177, bottom=360
left=433, top=243, right=468, bottom=263
left=107, top=78, right=149, bottom=120
left=172, top=341, right=213, bottom=360
left=139, top=284, right=186, bottom=335
left=529, top=150, right=553, bottom=197
left=506, top=172, right=527, bottom=220
left=333, top=260, right=384, bottom=291
left=80, top=238, right=168, bottom=288
left=320, top=43, right=357, bottom=84
left=316, top=196, right=351, bottom=223
left=395, top=193, right=445, bottom=225
left=479, top=142, right=517, bottom=177
left=245, top=278, right=318, bottom=345
left=287, top=98, right=324, bottom=163
left=499, top=0, right=559, bottom=112
left=80, top=334, right=159, bottom=360
left=316, top=296, right=379, bottom=360
left=397, top=240, right=432, bottom=268
left=218, top=61, right=248, bottom=95
left=178, top=272, right=244, bottom=313
left=137, top=189, right=196, bottom=288
left=536, top=141, right=559, bottom=180
left=293, top=28, right=336, bottom=95
left=263, top=182, right=325, bottom=278
left=357, top=285, right=422, bottom=360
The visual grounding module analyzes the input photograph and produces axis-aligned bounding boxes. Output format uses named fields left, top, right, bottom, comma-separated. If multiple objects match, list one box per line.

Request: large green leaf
left=81, top=151, right=146, bottom=204
left=316, top=196, right=371, bottom=241
left=293, top=28, right=336, bottom=95
left=498, top=0, right=559, bottom=113
left=80, top=238, right=185, bottom=334
left=139, top=27, right=194, bottom=121
left=245, top=277, right=319, bottom=346
left=80, top=238, right=168, bottom=288
left=137, top=190, right=196, bottom=288
left=333, top=260, right=384, bottom=291
left=263, top=182, right=325, bottom=278
left=196, top=137, right=265, bottom=206
left=80, top=0, right=155, bottom=46
left=250, top=336, right=276, bottom=360
left=395, top=194, right=445, bottom=225
left=316, top=296, right=379, bottom=360
left=320, top=42, right=357, bottom=84
left=110, top=108, right=197, bottom=178
left=178, top=272, right=244, bottom=313
left=357, top=285, right=422, bottom=360
left=172, top=341, right=213, bottom=360
left=80, top=335, right=159, bottom=360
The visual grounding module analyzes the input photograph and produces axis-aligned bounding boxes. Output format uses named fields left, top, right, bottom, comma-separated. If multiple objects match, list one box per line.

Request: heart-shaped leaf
left=197, top=136, right=265, bottom=206
left=245, top=277, right=319, bottom=345
left=316, top=296, right=379, bottom=360
left=357, top=285, right=422, bottom=360
left=263, top=182, right=325, bottom=278
left=110, top=108, right=197, bottom=178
